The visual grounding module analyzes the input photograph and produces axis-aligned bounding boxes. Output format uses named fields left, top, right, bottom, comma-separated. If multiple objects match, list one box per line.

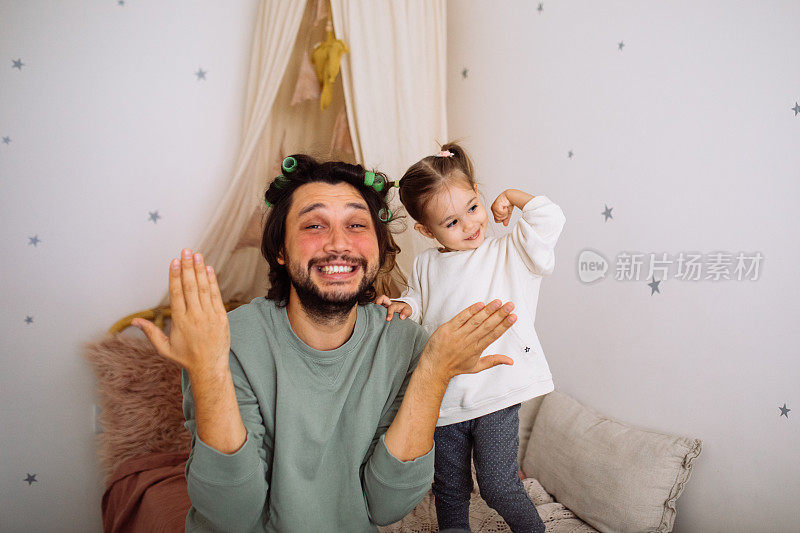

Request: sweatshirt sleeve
left=360, top=327, right=434, bottom=526
left=392, top=254, right=424, bottom=323
left=508, top=195, right=566, bottom=276
left=181, top=351, right=270, bottom=531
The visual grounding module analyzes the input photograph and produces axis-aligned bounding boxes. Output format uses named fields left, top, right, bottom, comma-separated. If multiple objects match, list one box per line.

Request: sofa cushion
left=523, top=391, right=701, bottom=533
left=517, top=394, right=546, bottom=467
left=380, top=478, right=598, bottom=533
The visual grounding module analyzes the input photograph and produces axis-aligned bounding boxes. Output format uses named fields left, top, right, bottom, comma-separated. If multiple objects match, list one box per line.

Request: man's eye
left=305, top=224, right=323, bottom=229
left=468, top=205, right=477, bottom=213
left=350, top=223, right=366, bottom=228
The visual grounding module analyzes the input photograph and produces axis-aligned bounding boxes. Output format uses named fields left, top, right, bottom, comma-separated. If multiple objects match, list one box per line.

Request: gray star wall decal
left=148, top=210, right=161, bottom=223
left=568, top=150, right=573, bottom=159
left=602, top=205, right=613, bottom=222
left=618, top=41, right=625, bottom=51
left=25, top=316, right=34, bottom=324
left=195, top=68, right=207, bottom=80
left=24, top=473, right=37, bottom=485
left=792, top=103, right=800, bottom=116
left=461, top=68, right=468, bottom=79
left=648, top=277, right=661, bottom=295
left=537, top=3, right=543, bottom=13
left=28, top=235, right=41, bottom=246
left=2, top=136, right=10, bottom=145
left=118, top=0, right=125, bottom=5
left=12, top=58, right=24, bottom=70
left=779, top=403, right=791, bottom=418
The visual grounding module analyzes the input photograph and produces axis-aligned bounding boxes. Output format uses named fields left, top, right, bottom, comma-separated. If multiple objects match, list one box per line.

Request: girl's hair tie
left=435, top=150, right=454, bottom=158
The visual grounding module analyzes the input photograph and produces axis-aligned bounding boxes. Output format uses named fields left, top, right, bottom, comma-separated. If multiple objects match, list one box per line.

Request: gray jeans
left=432, top=404, right=545, bottom=533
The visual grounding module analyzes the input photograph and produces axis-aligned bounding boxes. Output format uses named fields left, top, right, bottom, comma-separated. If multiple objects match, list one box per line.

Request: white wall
left=0, top=1, right=259, bottom=531
left=447, top=1, right=799, bottom=531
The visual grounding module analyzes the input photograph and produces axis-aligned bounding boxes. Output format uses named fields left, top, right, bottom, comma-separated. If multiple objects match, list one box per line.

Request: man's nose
left=323, top=224, right=352, bottom=254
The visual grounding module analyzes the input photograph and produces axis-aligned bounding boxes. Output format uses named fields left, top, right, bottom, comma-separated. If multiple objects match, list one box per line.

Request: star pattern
left=118, top=0, right=125, bottom=5
left=2, top=136, right=10, bottom=145
left=12, top=58, right=24, bottom=70
left=792, top=103, right=800, bottom=116
left=779, top=403, right=791, bottom=418
left=602, top=205, right=613, bottom=222
left=24, top=316, right=34, bottom=324
left=568, top=150, right=573, bottom=159
left=648, top=277, right=661, bottom=295
left=461, top=68, right=468, bottom=79
left=537, top=3, right=543, bottom=13
left=618, top=41, right=625, bottom=51
left=24, top=473, right=38, bottom=485
left=524, top=346, right=530, bottom=353
left=195, top=68, right=207, bottom=81
left=28, top=235, right=41, bottom=246
left=148, top=210, right=161, bottom=223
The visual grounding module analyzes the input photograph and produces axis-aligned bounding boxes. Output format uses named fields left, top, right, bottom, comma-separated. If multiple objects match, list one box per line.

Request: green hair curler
left=282, top=156, right=297, bottom=174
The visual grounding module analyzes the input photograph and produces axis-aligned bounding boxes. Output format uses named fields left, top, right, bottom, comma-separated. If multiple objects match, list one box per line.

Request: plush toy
left=311, top=21, right=348, bottom=111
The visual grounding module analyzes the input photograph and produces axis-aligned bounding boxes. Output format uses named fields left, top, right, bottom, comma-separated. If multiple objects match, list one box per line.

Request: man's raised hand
left=132, top=248, right=231, bottom=378
left=420, top=299, right=516, bottom=382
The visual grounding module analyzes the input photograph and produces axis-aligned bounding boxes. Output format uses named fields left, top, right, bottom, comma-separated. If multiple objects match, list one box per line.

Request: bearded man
left=134, top=155, right=517, bottom=532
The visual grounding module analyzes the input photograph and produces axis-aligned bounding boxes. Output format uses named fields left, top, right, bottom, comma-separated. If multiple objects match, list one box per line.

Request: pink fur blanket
left=83, top=333, right=190, bottom=484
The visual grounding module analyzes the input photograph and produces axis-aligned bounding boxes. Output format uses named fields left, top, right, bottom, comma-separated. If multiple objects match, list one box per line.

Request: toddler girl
left=376, top=143, right=566, bottom=532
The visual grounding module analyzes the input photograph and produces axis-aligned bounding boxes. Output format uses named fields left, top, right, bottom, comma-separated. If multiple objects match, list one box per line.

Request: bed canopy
left=157, top=0, right=447, bottom=311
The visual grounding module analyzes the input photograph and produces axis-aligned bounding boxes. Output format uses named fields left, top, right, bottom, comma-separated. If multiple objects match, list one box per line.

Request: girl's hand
left=375, top=295, right=413, bottom=321
left=132, top=248, right=231, bottom=378
left=491, top=191, right=514, bottom=226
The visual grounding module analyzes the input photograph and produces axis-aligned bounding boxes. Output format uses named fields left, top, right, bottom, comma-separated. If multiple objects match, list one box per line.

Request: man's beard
left=286, top=254, right=378, bottom=325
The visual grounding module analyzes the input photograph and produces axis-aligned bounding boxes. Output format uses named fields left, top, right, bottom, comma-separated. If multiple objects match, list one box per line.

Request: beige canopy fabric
left=331, top=0, right=448, bottom=276
left=161, top=0, right=447, bottom=306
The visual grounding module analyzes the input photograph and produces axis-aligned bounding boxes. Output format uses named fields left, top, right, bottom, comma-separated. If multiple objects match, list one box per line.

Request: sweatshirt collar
left=278, top=302, right=367, bottom=361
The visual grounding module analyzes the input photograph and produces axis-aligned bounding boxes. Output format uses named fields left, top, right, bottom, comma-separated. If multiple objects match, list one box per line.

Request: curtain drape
left=330, top=0, right=448, bottom=276
left=160, top=0, right=308, bottom=305
left=159, top=0, right=447, bottom=305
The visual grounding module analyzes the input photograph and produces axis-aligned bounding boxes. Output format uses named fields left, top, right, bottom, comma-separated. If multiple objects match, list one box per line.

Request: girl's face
left=415, top=181, right=489, bottom=252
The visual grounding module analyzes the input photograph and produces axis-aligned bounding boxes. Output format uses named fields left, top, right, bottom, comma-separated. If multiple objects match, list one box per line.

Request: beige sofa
left=382, top=391, right=702, bottom=533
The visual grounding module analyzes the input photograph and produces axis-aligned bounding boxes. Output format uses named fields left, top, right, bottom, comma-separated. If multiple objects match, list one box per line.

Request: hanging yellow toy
left=311, top=20, right=348, bottom=111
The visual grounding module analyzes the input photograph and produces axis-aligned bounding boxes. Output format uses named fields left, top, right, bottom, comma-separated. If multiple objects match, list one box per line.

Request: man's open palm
left=133, top=248, right=230, bottom=377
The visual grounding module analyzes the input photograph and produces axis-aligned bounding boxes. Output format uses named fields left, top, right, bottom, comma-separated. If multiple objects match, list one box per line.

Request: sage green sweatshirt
left=181, top=297, right=434, bottom=532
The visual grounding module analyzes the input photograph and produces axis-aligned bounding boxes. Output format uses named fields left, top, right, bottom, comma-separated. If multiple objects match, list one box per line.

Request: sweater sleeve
left=181, top=351, right=270, bottom=531
left=360, top=328, right=434, bottom=526
left=392, top=254, right=424, bottom=323
left=508, top=195, right=566, bottom=276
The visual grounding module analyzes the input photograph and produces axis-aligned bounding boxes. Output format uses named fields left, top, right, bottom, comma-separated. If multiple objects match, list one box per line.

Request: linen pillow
left=517, top=394, right=546, bottom=467
left=523, top=391, right=701, bottom=533
left=84, top=333, right=190, bottom=483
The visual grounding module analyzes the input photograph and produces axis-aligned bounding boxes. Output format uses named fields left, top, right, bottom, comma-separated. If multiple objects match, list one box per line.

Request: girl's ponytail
left=398, top=141, right=478, bottom=225
left=438, top=142, right=475, bottom=181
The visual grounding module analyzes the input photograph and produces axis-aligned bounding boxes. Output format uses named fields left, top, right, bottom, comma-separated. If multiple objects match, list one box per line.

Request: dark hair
left=398, top=142, right=478, bottom=225
left=261, top=154, right=401, bottom=306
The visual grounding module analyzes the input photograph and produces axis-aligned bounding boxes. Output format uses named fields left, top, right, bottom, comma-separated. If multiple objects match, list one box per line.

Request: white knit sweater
left=395, top=196, right=566, bottom=426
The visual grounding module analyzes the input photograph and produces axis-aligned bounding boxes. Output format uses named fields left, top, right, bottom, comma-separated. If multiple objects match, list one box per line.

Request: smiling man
left=134, top=155, right=517, bottom=532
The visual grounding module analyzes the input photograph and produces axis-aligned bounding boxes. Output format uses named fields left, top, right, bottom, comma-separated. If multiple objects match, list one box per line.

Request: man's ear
left=414, top=223, right=435, bottom=240
left=276, top=247, right=285, bottom=266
